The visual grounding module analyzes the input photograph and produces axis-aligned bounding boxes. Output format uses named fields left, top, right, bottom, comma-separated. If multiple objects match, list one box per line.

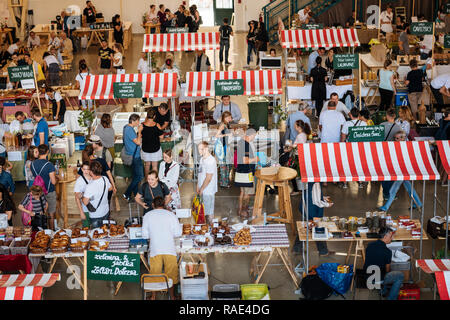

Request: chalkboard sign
left=167, top=27, right=189, bottom=33
left=8, top=65, right=34, bottom=82
left=410, top=22, right=433, bottom=35
left=348, top=125, right=385, bottom=142
left=113, top=82, right=143, bottom=99
left=444, top=34, right=450, bottom=49
left=333, top=54, right=359, bottom=70
left=301, top=24, right=324, bottom=30
left=214, top=79, right=244, bottom=96
left=86, top=251, right=140, bottom=283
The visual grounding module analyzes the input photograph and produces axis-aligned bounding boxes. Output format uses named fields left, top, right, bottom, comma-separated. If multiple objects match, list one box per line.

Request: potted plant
left=272, top=104, right=288, bottom=128
left=77, top=109, right=95, bottom=138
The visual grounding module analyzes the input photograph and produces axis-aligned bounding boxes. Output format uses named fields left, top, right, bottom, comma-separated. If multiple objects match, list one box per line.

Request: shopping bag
left=21, top=194, right=33, bottom=226
left=191, top=195, right=205, bottom=224
left=316, top=263, right=353, bottom=296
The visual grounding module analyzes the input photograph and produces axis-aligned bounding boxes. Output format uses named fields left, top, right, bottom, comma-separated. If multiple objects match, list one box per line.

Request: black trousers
left=431, top=86, right=445, bottom=111
left=379, top=88, right=394, bottom=111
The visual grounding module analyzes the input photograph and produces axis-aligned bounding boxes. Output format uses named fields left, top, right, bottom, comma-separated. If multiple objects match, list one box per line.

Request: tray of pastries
left=194, top=235, right=214, bottom=247
left=210, top=220, right=231, bottom=235
left=182, top=224, right=192, bottom=236
left=192, top=224, right=209, bottom=235
left=90, top=227, right=108, bottom=239
left=108, top=224, right=126, bottom=238
left=71, top=227, right=90, bottom=239
left=214, top=233, right=232, bottom=245
left=29, top=231, right=51, bottom=254
left=69, top=237, right=90, bottom=252
left=89, top=240, right=109, bottom=251
left=233, top=227, right=252, bottom=246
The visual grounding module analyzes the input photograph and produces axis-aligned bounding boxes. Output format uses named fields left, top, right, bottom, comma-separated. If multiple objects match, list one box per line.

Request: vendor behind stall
left=44, top=87, right=66, bottom=124
left=213, top=95, right=242, bottom=123
left=430, top=73, right=450, bottom=112
left=153, top=103, right=171, bottom=131
left=31, top=108, right=49, bottom=146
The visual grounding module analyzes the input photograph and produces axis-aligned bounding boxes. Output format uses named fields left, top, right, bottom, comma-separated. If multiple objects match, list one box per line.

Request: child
left=18, top=185, right=48, bottom=231
left=293, top=120, right=311, bottom=145
left=25, top=146, right=39, bottom=189
left=396, top=106, right=414, bottom=137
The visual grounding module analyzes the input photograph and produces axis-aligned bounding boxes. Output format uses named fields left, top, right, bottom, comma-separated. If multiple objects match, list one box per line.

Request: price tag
left=109, top=221, right=116, bottom=225
left=194, top=226, right=201, bottom=231
left=71, top=239, right=78, bottom=244
left=222, top=217, right=228, bottom=221
left=99, top=241, right=105, bottom=246
left=59, top=232, right=66, bottom=236
left=217, top=233, right=223, bottom=239
left=199, top=235, right=206, bottom=242
left=80, top=230, right=86, bottom=235
left=213, top=223, right=219, bottom=228
left=213, top=218, right=219, bottom=223
left=219, top=229, right=225, bottom=234
left=14, top=237, right=21, bottom=241
left=205, top=232, right=210, bottom=237
left=98, top=230, right=104, bottom=234
left=44, top=230, right=52, bottom=235
left=103, top=220, right=109, bottom=225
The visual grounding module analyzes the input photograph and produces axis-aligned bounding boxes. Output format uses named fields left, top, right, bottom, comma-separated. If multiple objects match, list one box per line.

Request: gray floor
left=11, top=31, right=448, bottom=300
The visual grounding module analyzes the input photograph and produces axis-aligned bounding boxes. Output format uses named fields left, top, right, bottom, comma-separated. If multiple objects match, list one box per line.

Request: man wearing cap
left=213, top=95, right=242, bottom=123
left=363, top=227, right=404, bottom=300
left=286, top=103, right=311, bottom=142
left=89, top=135, right=113, bottom=170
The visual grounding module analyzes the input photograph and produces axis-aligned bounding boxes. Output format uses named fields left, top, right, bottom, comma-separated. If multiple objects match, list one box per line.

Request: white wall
left=234, top=0, right=268, bottom=32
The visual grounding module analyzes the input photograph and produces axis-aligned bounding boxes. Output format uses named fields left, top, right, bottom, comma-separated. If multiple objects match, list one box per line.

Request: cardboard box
left=370, top=44, right=387, bottom=63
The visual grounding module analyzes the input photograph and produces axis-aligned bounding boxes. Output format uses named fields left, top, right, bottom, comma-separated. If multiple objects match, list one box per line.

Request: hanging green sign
left=113, top=82, right=143, bottom=99
left=86, top=251, right=140, bottom=283
left=167, top=27, right=189, bottom=33
left=333, top=54, right=359, bottom=70
left=301, top=23, right=324, bottom=30
left=7, top=65, right=34, bottom=82
left=348, top=125, right=385, bottom=142
left=444, top=35, right=450, bottom=49
left=214, top=79, right=244, bottom=96
left=410, top=22, right=433, bottom=35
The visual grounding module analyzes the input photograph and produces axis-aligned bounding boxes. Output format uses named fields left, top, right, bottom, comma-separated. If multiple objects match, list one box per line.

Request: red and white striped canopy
left=79, top=73, right=178, bottom=100
left=0, top=273, right=60, bottom=288
left=436, top=140, right=450, bottom=178
left=185, top=70, right=282, bottom=97
left=280, top=28, right=360, bottom=49
left=436, top=271, right=450, bottom=300
left=143, top=32, right=220, bottom=52
left=0, top=286, right=43, bottom=300
left=297, top=141, right=440, bottom=182
left=416, top=259, right=450, bottom=273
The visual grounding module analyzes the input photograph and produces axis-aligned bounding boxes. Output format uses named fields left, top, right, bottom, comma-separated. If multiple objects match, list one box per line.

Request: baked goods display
left=7, top=226, right=32, bottom=238
left=233, top=227, right=252, bottom=246
left=182, top=224, right=192, bottom=236
left=89, top=240, right=109, bottom=251
left=0, top=239, right=12, bottom=247
left=71, top=227, right=89, bottom=239
left=29, top=231, right=51, bottom=254
left=214, top=234, right=232, bottom=245
left=211, top=220, right=231, bottom=235
left=69, top=237, right=90, bottom=252
left=194, top=235, right=213, bottom=247
left=192, top=224, right=209, bottom=235
left=109, top=224, right=125, bottom=237
left=92, top=228, right=108, bottom=239
left=49, top=230, right=71, bottom=253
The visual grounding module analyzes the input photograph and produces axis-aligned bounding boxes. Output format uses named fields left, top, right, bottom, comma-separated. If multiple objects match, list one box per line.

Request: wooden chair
left=141, top=273, right=173, bottom=300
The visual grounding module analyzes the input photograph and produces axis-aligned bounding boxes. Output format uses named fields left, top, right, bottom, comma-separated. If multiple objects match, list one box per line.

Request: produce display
left=233, top=227, right=252, bottom=246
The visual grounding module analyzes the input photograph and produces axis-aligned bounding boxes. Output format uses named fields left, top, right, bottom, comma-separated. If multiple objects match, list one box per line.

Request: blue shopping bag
left=316, top=263, right=353, bottom=295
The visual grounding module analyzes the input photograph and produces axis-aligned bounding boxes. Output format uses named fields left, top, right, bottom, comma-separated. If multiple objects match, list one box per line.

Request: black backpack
left=299, top=274, right=333, bottom=300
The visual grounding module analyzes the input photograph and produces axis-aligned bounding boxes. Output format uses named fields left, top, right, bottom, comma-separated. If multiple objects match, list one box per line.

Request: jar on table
left=339, top=218, right=347, bottom=231
left=365, top=212, right=373, bottom=230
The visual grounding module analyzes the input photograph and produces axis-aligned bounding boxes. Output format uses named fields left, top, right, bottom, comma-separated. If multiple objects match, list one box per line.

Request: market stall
left=416, top=259, right=450, bottom=300
left=297, top=141, right=440, bottom=274
left=142, top=31, right=220, bottom=53
left=279, top=29, right=360, bottom=107
left=72, top=21, right=133, bottom=50
left=0, top=273, right=61, bottom=300
left=435, top=140, right=450, bottom=259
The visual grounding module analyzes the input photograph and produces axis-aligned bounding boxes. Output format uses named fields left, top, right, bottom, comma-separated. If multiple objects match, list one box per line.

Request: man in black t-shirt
left=219, top=18, right=233, bottom=65
left=97, top=40, right=113, bottom=74
left=363, top=227, right=404, bottom=300
left=346, top=11, right=356, bottom=27
left=83, top=1, right=97, bottom=25
left=153, top=103, right=171, bottom=130
left=405, top=59, right=424, bottom=118
left=135, top=171, right=171, bottom=214
left=175, top=5, right=186, bottom=27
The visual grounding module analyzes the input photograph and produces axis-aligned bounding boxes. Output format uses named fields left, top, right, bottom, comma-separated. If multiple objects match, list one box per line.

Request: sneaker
left=319, top=251, right=336, bottom=257
left=377, top=206, right=387, bottom=212
left=358, top=182, right=364, bottom=189
left=122, top=194, right=130, bottom=201
left=225, top=61, right=232, bottom=65
left=342, top=182, right=348, bottom=189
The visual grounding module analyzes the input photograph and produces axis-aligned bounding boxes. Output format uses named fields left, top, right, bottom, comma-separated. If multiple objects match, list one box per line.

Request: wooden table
left=142, top=22, right=160, bottom=34
left=55, top=167, right=77, bottom=228
left=252, top=167, right=297, bottom=233
left=0, top=28, right=13, bottom=45
left=73, top=21, right=132, bottom=50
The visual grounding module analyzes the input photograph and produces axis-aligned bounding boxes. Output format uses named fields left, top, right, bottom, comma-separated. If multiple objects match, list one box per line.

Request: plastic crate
left=398, top=284, right=420, bottom=300
left=211, top=284, right=241, bottom=300
left=395, top=92, right=409, bottom=106
left=10, top=238, right=31, bottom=255
left=391, top=261, right=411, bottom=271
left=180, top=262, right=209, bottom=300
left=0, top=239, right=13, bottom=255
left=240, top=284, right=270, bottom=300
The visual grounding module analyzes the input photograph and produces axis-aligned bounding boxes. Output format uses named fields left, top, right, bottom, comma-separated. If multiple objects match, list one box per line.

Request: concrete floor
left=10, top=30, right=448, bottom=300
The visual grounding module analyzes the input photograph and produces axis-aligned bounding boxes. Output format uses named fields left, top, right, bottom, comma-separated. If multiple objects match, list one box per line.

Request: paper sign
left=205, top=232, right=210, bottom=237
left=301, top=23, right=324, bottom=30
left=213, top=223, right=219, bottom=228
left=333, top=54, right=359, bottom=70
left=44, top=230, right=52, bottom=235
left=98, top=230, right=104, bottom=234
left=7, top=151, right=22, bottom=162
left=80, top=230, right=86, bottom=235
left=71, top=239, right=77, bottom=244
left=194, top=226, right=201, bottom=231
left=20, top=79, right=35, bottom=89
left=219, top=229, right=225, bottom=234
left=59, top=232, right=66, bottom=236
left=14, top=237, right=21, bottom=241
left=217, top=233, right=223, bottom=238
left=117, top=69, right=126, bottom=75
left=167, top=27, right=188, bottom=33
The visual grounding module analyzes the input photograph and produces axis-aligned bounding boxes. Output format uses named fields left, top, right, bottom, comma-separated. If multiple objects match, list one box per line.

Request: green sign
left=214, top=79, right=244, bottom=96
left=444, top=34, right=450, bottom=49
left=7, top=65, right=34, bottom=82
left=167, top=27, right=189, bottom=33
left=86, top=251, right=140, bottom=283
left=113, top=82, right=143, bottom=99
left=301, top=23, right=324, bottom=30
left=333, top=54, right=359, bottom=70
left=410, top=22, right=433, bottom=35
left=348, top=125, right=385, bottom=142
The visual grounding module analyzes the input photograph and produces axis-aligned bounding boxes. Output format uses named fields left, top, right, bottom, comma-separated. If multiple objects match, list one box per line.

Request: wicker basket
left=10, top=238, right=31, bottom=255
left=29, top=248, right=48, bottom=254
left=0, top=240, right=12, bottom=255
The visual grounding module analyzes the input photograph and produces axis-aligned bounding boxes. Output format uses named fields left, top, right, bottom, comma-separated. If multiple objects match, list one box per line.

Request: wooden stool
left=252, top=167, right=297, bottom=233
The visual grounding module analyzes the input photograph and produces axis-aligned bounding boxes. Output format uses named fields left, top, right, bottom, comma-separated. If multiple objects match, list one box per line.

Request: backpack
left=342, top=90, right=355, bottom=111
left=31, top=161, right=51, bottom=195
left=299, top=274, right=333, bottom=300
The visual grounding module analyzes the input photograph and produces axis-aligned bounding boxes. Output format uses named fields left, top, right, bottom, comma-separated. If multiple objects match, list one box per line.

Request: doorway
left=214, top=0, right=234, bottom=26
left=189, top=0, right=215, bottom=27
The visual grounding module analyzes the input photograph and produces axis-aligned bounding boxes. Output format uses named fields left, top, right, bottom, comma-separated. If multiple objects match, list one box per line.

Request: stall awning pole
left=410, top=181, right=414, bottom=219
left=378, top=0, right=381, bottom=40
left=305, top=185, right=309, bottom=274
left=358, top=54, right=362, bottom=110
left=419, top=181, right=426, bottom=281
left=446, top=185, right=449, bottom=259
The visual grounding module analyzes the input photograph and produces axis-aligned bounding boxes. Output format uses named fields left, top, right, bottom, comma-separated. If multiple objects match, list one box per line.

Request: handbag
left=86, top=178, right=106, bottom=213
left=21, top=193, right=33, bottom=226
left=235, top=172, right=254, bottom=184
left=191, top=195, right=205, bottom=224
left=120, top=142, right=137, bottom=166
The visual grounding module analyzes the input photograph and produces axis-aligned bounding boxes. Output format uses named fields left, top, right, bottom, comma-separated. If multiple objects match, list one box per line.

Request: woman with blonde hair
left=215, top=111, right=233, bottom=188
left=396, top=106, right=414, bottom=136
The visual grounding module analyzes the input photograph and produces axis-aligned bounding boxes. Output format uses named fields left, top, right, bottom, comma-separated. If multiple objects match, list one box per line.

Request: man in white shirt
left=7, top=40, right=20, bottom=55
left=213, top=95, right=242, bottom=123
left=142, top=196, right=182, bottom=300
left=307, top=47, right=325, bottom=74
left=380, top=5, right=394, bottom=35
left=27, top=32, right=41, bottom=49
left=60, top=32, right=73, bottom=56
left=298, top=6, right=311, bottom=24
left=319, top=100, right=346, bottom=143
left=341, top=107, right=367, bottom=142
left=82, top=161, right=112, bottom=228
left=430, top=73, right=450, bottom=111
left=48, top=32, right=63, bottom=65
left=137, top=52, right=151, bottom=74
left=322, top=92, right=350, bottom=117
left=197, top=141, right=218, bottom=223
